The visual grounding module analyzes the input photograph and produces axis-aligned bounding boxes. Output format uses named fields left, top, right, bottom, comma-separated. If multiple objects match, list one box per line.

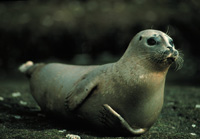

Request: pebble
left=29, top=108, right=41, bottom=112
left=195, top=104, right=200, bottom=109
left=19, top=100, right=27, bottom=105
left=37, top=113, right=46, bottom=117
left=190, top=133, right=197, bottom=136
left=12, top=92, right=21, bottom=97
left=3, top=104, right=12, bottom=108
left=167, top=102, right=175, bottom=106
left=192, top=124, right=196, bottom=128
left=66, top=134, right=81, bottom=139
left=58, top=129, right=66, bottom=133
left=0, top=96, right=4, bottom=101
left=14, top=115, right=21, bottom=119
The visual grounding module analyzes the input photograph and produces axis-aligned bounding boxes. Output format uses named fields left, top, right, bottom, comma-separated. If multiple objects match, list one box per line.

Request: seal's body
left=19, top=29, right=183, bottom=135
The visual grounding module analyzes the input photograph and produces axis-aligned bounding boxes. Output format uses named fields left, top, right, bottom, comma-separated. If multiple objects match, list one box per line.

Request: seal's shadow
left=0, top=98, right=135, bottom=137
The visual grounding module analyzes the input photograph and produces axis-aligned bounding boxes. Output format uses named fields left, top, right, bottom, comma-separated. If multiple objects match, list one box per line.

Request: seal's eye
left=147, top=38, right=157, bottom=46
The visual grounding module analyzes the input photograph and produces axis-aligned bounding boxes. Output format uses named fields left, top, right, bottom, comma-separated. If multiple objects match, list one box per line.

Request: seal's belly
left=77, top=82, right=164, bottom=129
left=122, top=90, right=164, bottom=128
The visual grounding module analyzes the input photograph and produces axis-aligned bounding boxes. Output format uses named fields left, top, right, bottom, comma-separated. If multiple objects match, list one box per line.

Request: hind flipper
left=101, top=104, right=148, bottom=135
left=19, top=61, right=45, bottom=78
left=19, top=61, right=34, bottom=73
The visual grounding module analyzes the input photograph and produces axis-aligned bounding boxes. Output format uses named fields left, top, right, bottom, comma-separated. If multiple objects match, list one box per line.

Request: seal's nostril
left=164, top=50, right=170, bottom=55
left=174, top=51, right=178, bottom=56
left=167, top=46, right=173, bottom=52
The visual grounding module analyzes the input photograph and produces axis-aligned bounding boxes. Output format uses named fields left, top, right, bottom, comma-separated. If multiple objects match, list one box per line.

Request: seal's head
left=124, top=29, right=183, bottom=71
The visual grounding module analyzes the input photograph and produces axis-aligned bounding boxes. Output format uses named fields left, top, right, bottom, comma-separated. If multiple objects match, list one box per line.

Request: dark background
left=0, top=1, right=200, bottom=138
left=0, top=0, right=200, bottom=82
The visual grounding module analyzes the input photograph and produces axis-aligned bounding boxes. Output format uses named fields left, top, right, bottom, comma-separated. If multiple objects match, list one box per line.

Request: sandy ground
left=0, top=76, right=199, bottom=139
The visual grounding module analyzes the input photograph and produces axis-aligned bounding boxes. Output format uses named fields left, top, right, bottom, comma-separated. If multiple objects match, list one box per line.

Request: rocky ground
left=0, top=75, right=199, bottom=139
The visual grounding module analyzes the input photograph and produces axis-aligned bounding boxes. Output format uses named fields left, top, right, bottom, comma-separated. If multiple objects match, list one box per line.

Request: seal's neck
left=115, top=56, right=169, bottom=85
left=119, top=51, right=170, bottom=72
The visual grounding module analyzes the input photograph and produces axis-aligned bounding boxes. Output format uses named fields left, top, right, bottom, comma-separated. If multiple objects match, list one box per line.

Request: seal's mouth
left=167, top=57, right=175, bottom=64
left=161, top=50, right=178, bottom=65
left=102, top=104, right=147, bottom=135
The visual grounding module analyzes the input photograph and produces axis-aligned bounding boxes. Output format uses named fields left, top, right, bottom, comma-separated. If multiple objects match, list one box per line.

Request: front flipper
left=65, top=74, right=99, bottom=111
left=101, top=104, right=148, bottom=135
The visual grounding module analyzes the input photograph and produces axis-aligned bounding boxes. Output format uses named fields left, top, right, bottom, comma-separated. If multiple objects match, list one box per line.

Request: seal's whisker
left=178, top=51, right=184, bottom=58
left=165, top=25, right=170, bottom=36
left=174, top=62, right=179, bottom=71
left=134, top=55, right=158, bottom=69
left=134, top=50, right=166, bottom=67
left=174, top=56, right=184, bottom=71
left=133, top=55, right=155, bottom=69
left=174, top=62, right=180, bottom=71
left=175, top=49, right=184, bottom=71
left=133, top=53, right=153, bottom=61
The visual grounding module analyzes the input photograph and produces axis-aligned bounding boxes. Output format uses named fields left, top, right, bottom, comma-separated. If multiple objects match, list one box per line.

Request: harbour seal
left=19, top=29, right=183, bottom=136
